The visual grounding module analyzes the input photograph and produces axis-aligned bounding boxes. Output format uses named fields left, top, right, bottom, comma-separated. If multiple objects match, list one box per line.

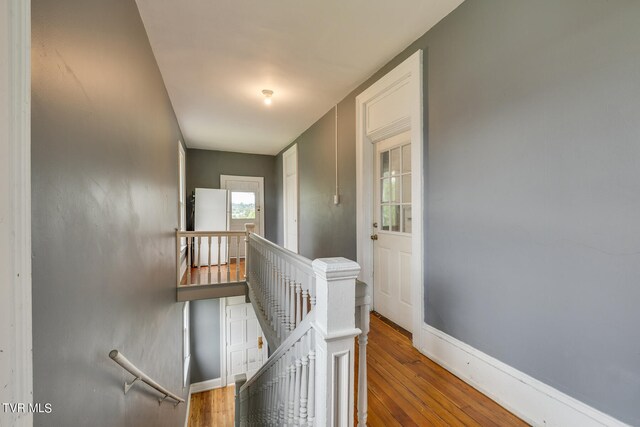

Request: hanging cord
left=334, top=104, right=340, bottom=205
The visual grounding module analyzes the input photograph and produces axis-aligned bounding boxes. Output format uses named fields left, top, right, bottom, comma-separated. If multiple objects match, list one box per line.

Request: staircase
left=176, top=226, right=369, bottom=426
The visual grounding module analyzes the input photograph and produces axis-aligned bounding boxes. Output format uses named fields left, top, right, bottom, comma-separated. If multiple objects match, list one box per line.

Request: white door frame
left=282, top=144, right=299, bottom=252
left=356, top=50, right=424, bottom=347
left=0, top=1, right=33, bottom=425
left=220, top=174, right=265, bottom=237
left=220, top=297, right=267, bottom=385
left=220, top=298, right=228, bottom=386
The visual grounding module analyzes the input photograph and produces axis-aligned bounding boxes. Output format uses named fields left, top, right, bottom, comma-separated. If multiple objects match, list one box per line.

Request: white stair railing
left=175, top=224, right=255, bottom=287
left=239, top=233, right=362, bottom=427
left=245, top=233, right=317, bottom=349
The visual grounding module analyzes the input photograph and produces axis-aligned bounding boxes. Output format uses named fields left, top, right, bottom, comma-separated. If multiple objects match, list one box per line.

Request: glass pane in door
left=402, top=144, right=411, bottom=172
left=390, top=147, right=401, bottom=175
left=402, top=206, right=412, bottom=233
left=402, top=174, right=411, bottom=203
left=381, top=178, right=390, bottom=203
left=390, top=177, right=400, bottom=203
left=390, top=205, right=401, bottom=232
left=381, top=205, right=390, bottom=231
left=380, top=151, right=390, bottom=177
left=231, top=192, right=256, bottom=219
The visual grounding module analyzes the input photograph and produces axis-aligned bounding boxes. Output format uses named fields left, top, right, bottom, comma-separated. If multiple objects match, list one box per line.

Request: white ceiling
left=136, top=0, right=463, bottom=155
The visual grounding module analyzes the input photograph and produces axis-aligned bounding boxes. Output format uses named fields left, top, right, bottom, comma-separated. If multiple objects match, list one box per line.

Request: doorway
left=372, top=131, right=413, bottom=331
left=222, top=297, right=268, bottom=385
left=221, top=175, right=264, bottom=258
left=356, top=50, right=424, bottom=342
left=282, top=144, right=298, bottom=253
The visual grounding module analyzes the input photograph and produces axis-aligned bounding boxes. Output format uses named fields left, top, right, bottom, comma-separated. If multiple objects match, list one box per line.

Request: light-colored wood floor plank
left=365, top=313, right=528, bottom=426
left=180, top=259, right=245, bottom=286
left=188, top=385, right=235, bottom=427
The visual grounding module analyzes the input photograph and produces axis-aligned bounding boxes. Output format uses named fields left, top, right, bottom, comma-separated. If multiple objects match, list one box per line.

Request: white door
left=221, top=175, right=264, bottom=258
left=372, top=131, right=413, bottom=332
left=226, top=302, right=267, bottom=383
left=283, top=145, right=298, bottom=252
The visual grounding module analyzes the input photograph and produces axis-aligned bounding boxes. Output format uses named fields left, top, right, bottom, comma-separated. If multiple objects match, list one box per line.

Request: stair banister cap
left=311, top=257, right=360, bottom=280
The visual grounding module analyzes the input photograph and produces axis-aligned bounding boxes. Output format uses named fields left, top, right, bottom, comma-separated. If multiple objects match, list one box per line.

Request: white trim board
left=189, top=377, right=224, bottom=394
left=419, top=323, right=630, bottom=427
left=0, top=2, right=33, bottom=426
left=356, top=50, right=424, bottom=343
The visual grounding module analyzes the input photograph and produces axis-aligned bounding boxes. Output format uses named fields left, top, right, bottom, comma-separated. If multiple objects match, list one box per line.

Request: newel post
left=312, top=257, right=361, bottom=427
left=244, top=223, right=255, bottom=279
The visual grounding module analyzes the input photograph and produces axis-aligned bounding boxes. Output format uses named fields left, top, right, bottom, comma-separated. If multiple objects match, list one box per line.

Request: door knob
left=258, top=336, right=263, bottom=350
left=370, top=234, right=378, bottom=241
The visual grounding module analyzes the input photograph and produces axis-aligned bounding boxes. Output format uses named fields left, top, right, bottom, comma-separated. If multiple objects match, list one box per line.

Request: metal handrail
left=109, top=350, right=185, bottom=406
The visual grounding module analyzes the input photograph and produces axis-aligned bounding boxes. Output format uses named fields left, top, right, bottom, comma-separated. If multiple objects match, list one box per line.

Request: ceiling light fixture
left=262, top=89, right=274, bottom=105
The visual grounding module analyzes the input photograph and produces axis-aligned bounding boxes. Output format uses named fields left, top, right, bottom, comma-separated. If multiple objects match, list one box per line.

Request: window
left=380, top=143, right=412, bottom=233
left=231, top=191, right=256, bottom=219
left=183, top=301, right=190, bottom=387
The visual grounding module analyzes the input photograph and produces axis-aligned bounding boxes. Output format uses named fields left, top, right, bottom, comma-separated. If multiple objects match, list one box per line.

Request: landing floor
left=180, top=259, right=245, bottom=286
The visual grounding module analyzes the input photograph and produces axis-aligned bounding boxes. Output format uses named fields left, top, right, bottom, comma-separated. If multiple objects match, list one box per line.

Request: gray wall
left=31, top=0, right=188, bottom=425
left=275, top=101, right=358, bottom=260
left=189, top=300, right=221, bottom=383
left=276, top=1, right=640, bottom=424
left=186, top=148, right=277, bottom=242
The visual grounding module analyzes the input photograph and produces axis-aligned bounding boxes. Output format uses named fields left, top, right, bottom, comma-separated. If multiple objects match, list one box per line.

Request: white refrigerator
left=194, top=188, right=228, bottom=265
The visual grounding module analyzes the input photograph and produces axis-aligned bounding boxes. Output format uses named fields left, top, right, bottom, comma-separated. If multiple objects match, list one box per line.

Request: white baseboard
left=189, top=377, right=224, bottom=394
left=419, top=323, right=630, bottom=427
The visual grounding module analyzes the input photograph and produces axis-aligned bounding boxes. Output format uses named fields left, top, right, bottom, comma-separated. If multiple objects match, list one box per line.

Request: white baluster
left=295, top=282, right=302, bottom=327
left=307, top=349, right=316, bottom=427
left=309, top=271, right=317, bottom=309
left=289, top=274, right=296, bottom=332
left=197, top=236, right=201, bottom=270
left=267, top=378, right=273, bottom=425
left=186, top=237, right=192, bottom=284
left=302, top=288, right=309, bottom=319
left=217, top=236, right=222, bottom=282
left=284, top=361, right=292, bottom=425
left=300, top=351, right=309, bottom=425
left=267, top=253, right=273, bottom=328
left=357, top=301, right=370, bottom=427
left=207, top=236, right=212, bottom=281
left=288, top=360, right=296, bottom=425
left=236, top=235, right=241, bottom=282
left=278, top=358, right=285, bottom=425
left=293, top=351, right=302, bottom=424
left=227, top=235, right=231, bottom=282
left=283, top=262, right=289, bottom=338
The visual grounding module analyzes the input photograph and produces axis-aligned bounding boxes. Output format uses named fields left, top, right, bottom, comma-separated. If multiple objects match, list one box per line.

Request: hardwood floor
left=359, top=313, right=528, bottom=426
left=188, top=312, right=528, bottom=426
left=180, top=259, right=245, bottom=286
left=188, top=385, right=235, bottom=427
